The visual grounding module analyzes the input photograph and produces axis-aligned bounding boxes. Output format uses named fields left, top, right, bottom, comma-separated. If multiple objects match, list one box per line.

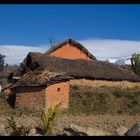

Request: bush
left=0, top=54, right=5, bottom=71
left=131, top=53, right=140, bottom=76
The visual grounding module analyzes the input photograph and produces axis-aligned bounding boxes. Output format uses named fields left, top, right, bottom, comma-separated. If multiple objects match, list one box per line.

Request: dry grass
left=70, top=79, right=140, bottom=90
left=69, top=79, right=140, bottom=115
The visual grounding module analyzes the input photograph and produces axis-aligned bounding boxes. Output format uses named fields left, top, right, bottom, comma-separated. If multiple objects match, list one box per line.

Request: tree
left=0, top=54, right=5, bottom=71
left=131, top=53, right=140, bottom=76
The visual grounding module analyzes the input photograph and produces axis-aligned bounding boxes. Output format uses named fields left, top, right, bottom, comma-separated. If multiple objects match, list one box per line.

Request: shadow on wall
left=7, top=93, right=16, bottom=108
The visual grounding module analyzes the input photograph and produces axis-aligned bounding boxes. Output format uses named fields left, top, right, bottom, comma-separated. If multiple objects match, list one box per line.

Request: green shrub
left=131, top=53, right=140, bottom=76
left=0, top=54, right=5, bottom=71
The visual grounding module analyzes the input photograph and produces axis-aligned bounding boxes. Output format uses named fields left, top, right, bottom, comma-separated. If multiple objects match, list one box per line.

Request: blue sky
left=0, top=4, right=140, bottom=45
left=1, top=4, right=140, bottom=65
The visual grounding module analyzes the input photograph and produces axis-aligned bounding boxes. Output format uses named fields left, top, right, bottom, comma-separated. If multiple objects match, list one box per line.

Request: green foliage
left=0, top=54, right=5, bottom=71
left=131, top=53, right=140, bottom=76
left=41, top=106, right=60, bottom=135
left=7, top=116, right=30, bottom=136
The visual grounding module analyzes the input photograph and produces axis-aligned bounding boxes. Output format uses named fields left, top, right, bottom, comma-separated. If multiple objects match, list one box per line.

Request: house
left=8, top=39, right=96, bottom=84
left=8, top=41, right=140, bottom=111
left=46, top=39, right=96, bottom=60
left=8, top=38, right=97, bottom=110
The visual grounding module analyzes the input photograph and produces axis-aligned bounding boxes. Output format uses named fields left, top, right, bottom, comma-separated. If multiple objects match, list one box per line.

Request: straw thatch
left=46, top=39, right=97, bottom=60
left=11, top=52, right=140, bottom=88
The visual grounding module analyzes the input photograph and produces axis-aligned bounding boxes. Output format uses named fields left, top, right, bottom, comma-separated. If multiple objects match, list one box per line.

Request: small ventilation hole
left=57, top=88, right=60, bottom=92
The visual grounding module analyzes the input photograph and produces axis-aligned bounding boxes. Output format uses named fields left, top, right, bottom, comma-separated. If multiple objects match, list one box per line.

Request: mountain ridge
left=106, top=57, right=131, bottom=65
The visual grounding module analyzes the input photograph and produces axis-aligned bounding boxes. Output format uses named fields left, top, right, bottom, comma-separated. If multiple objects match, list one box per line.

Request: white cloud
left=1, top=38, right=140, bottom=65
left=0, top=45, right=46, bottom=65
left=79, top=38, right=140, bottom=60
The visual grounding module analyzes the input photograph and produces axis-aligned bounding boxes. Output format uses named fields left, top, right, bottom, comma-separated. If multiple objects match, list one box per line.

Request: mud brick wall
left=15, top=86, right=46, bottom=111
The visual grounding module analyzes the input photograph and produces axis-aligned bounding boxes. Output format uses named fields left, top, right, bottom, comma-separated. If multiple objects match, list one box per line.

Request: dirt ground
left=0, top=94, right=140, bottom=136
left=50, top=113, right=140, bottom=135
left=0, top=112, right=140, bottom=136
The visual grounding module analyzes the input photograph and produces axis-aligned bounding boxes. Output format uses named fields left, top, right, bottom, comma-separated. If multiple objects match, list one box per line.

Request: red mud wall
left=45, top=82, right=70, bottom=109
left=50, top=43, right=90, bottom=60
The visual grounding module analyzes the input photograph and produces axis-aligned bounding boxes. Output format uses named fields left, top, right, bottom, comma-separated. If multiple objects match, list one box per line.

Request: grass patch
left=69, top=84, right=140, bottom=115
left=113, top=88, right=125, bottom=97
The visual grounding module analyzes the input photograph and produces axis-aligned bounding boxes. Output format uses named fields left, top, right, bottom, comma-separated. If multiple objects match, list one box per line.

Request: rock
left=32, top=133, right=43, bottom=136
left=5, top=127, right=13, bottom=136
left=29, top=128, right=37, bottom=136
left=127, top=123, right=140, bottom=136
left=0, top=123, right=7, bottom=136
left=64, top=124, right=111, bottom=136
left=115, top=126, right=128, bottom=136
left=61, top=130, right=74, bottom=136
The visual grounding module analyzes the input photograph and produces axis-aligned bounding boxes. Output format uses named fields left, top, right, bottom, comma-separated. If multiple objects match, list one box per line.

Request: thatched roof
left=12, top=70, right=73, bottom=88
left=11, top=52, right=140, bottom=88
left=46, top=39, right=96, bottom=60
